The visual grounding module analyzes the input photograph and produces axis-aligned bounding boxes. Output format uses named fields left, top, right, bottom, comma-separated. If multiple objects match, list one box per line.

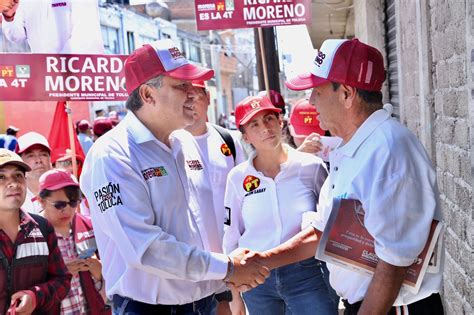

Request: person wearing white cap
left=79, top=39, right=269, bottom=314
left=235, top=39, right=444, bottom=315
left=17, top=131, right=52, bottom=214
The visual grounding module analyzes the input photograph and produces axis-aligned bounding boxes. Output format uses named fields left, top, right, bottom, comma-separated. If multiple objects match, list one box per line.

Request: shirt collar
left=337, top=104, right=393, bottom=158
left=125, top=111, right=179, bottom=153
left=124, top=111, right=157, bottom=144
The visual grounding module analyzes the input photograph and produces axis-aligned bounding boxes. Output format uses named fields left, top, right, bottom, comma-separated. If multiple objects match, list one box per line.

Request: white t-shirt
left=80, top=112, right=227, bottom=305
left=193, top=124, right=245, bottom=240
left=3, top=0, right=103, bottom=53
left=223, top=145, right=328, bottom=253
left=311, top=104, right=444, bottom=305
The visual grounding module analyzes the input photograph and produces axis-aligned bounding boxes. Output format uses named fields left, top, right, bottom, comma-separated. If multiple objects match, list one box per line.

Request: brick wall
left=354, top=0, right=473, bottom=313
left=430, top=1, right=473, bottom=312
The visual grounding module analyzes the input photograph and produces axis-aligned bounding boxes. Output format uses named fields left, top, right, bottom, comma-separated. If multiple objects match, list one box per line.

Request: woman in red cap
left=37, top=169, right=110, bottom=315
left=223, top=95, right=338, bottom=315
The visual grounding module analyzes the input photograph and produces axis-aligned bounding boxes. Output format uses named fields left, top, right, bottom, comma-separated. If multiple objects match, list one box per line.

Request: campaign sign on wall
left=0, top=54, right=129, bottom=101
left=195, top=0, right=312, bottom=31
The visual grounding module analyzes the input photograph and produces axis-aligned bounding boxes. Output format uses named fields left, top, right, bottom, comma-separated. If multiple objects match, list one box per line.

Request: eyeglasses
left=45, top=199, right=81, bottom=210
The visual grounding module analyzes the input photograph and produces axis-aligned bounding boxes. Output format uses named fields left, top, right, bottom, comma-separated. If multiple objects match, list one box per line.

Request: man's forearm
left=358, top=260, right=408, bottom=314
left=261, top=226, right=321, bottom=270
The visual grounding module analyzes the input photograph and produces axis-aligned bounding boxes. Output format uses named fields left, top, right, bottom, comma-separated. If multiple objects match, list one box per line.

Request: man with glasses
left=80, top=39, right=269, bottom=314
left=0, top=149, right=71, bottom=314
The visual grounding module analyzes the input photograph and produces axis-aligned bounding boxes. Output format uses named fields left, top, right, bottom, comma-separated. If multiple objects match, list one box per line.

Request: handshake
left=225, top=248, right=271, bottom=292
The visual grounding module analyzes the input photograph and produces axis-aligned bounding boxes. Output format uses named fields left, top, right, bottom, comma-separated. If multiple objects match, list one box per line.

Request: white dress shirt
left=80, top=112, right=228, bottom=305
left=3, top=0, right=104, bottom=53
left=311, top=104, right=444, bottom=305
left=223, top=145, right=328, bottom=254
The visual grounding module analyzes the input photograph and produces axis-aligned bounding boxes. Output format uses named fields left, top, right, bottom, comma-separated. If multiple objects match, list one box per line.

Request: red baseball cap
left=39, top=169, right=79, bottom=192
left=77, top=120, right=91, bottom=132
left=17, top=132, right=51, bottom=155
left=124, top=39, right=214, bottom=94
left=285, top=39, right=385, bottom=92
left=93, top=117, right=113, bottom=137
left=235, top=95, right=282, bottom=129
left=289, top=99, right=325, bottom=137
left=192, top=80, right=206, bottom=89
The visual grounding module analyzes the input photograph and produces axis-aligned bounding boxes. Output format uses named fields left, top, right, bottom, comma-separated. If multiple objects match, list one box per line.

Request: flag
left=48, top=101, right=86, bottom=176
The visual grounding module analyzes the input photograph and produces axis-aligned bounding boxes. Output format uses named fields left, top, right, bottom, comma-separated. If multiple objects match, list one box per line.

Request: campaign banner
left=195, top=0, right=312, bottom=31
left=0, top=54, right=129, bottom=101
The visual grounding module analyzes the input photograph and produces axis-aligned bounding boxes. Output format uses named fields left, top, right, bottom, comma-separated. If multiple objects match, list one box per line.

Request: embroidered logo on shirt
left=52, top=1, right=67, bottom=8
left=243, top=175, right=260, bottom=192
left=220, top=143, right=232, bottom=157
left=224, top=207, right=231, bottom=225
left=142, top=166, right=168, bottom=180
left=186, top=160, right=203, bottom=171
left=94, top=182, right=123, bottom=213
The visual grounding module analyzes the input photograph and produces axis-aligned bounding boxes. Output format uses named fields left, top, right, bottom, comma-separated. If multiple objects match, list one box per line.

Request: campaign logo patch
left=186, top=159, right=203, bottom=171
left=0, top=66, right=14, bottom=78
left=169, top=47, right=184, bottom=60
left=142, top=166, right=168, bottom=181
left=220, top=143, right=232, bottom=157
left=314, top=51, right=326, bottom=67
left=93, top=182, right=123, bottom=213
left=224, top=207, right=231, bottom=225
left=16, top=65, right=30, bottom=78
left=243, top=175, right=260, bottom=192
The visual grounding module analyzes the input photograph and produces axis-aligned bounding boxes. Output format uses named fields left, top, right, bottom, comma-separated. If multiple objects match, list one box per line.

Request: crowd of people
left=0, top=7, right=444, bottom=313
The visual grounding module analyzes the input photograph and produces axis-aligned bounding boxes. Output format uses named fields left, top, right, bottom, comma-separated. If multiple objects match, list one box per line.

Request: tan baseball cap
left=0, top=149, right=32, bottom=172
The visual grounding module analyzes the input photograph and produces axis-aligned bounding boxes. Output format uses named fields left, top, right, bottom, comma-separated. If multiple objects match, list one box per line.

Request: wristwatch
left=215, top=290, right=233, bottom=302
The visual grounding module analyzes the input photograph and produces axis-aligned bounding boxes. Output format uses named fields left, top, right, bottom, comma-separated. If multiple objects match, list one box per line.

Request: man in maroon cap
left=80, top=39, right=268, bottom=314
left=238, top=39, right=444, bottom=315
left=17, top=132, right=52, bottom=214
left=77, top=120, right=93, bottom=155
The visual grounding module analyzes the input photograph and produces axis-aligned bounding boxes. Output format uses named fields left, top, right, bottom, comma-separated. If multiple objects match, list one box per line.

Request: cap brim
left=17, top=143, right=51, bottom=155
left=45, top=182, right=80, bottom=191
left=285, top=72, right=329, bottom=91
left=167, top=64, right=214, bottom=81
left=238, top=108, right=282, bottom=128
left=1, top=161, right=32, bottom=172
left=290, top=124, right=325, bottom=137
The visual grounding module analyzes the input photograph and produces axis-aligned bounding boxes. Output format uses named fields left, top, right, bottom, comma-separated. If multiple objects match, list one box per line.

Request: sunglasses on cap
left=45, top=199, right=81, bottom=210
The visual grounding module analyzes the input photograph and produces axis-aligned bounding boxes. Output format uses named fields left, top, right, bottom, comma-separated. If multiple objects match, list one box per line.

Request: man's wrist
left=223, top=256, right=234, bottom=282
left=2, top=11, right=15, bottom=22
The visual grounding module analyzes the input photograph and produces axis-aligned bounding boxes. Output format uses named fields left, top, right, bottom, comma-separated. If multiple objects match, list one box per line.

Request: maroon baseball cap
left=77, top=120, right=91, bottom=132
left=93, top=117, right=113, bottom=137
left=285, top=39, right=385, bottom=92
left=235, top=95, right=282, bottom=129
left=124, top=39, right=214, bottom=94
left=39, top=169, right=79, bottom=192
left=289, top=99, right=325, bottom=137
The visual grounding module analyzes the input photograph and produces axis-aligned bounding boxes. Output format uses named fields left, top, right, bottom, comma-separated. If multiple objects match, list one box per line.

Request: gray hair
left=125, top=75, right=164, bottom=112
